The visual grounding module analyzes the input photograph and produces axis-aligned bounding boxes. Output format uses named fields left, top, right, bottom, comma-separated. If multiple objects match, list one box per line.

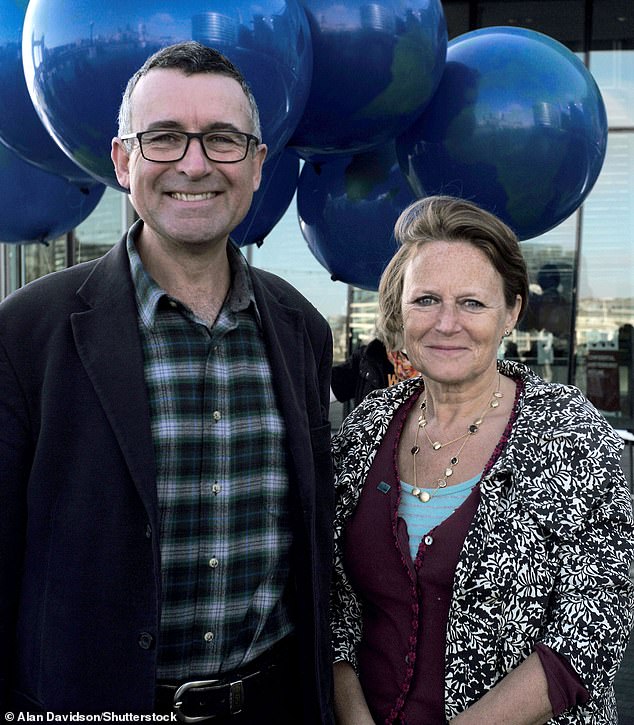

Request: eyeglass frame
left=118, top=129, right=261, bottom=164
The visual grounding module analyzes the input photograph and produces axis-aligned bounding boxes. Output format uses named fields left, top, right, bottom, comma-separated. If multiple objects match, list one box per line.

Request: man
left=0, top=42, right=334, bottom=723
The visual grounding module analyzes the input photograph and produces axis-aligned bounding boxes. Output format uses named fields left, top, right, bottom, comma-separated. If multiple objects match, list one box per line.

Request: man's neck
left=137, top=233, right=232, bottom=327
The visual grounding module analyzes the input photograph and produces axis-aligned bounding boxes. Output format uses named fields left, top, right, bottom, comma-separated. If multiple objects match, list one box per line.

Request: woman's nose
left=434, top=303, right=460, bottom=332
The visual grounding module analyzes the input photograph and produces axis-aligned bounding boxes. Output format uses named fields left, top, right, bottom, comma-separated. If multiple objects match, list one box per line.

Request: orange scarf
left=386, top=350, right=419, bottom=386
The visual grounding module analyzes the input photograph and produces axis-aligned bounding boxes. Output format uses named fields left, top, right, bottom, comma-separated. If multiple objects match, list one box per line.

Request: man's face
left=111, top=68, right=267, bottom=255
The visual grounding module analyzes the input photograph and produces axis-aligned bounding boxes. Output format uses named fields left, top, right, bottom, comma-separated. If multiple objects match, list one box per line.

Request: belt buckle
left=172, top=678, right=245, bottom=722
left=229, top=680, right=244, bottom=715
left=173, top=678, right=220, bottom=723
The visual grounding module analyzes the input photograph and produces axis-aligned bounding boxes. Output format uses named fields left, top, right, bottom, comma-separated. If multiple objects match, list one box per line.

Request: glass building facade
left=1, top=0, right=633, bottom=438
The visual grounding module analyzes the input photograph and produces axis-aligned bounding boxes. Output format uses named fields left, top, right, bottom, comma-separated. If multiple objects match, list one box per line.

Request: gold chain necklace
left=410, top=375, right=503, bottom=503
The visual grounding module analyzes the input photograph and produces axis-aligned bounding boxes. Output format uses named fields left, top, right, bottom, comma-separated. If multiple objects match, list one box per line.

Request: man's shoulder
left=249, top=265, right=307, bottom=298
left=0, top=259, right=101, bottom=358
left=0, top=258, right=98, bottom=314
left=0, top=240, right=125, bottom=328
left=249, top=265, right=328, bottom=323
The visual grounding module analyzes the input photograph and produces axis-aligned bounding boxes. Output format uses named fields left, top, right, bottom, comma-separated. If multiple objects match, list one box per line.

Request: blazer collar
left=72, top=237, right=158, bottom=518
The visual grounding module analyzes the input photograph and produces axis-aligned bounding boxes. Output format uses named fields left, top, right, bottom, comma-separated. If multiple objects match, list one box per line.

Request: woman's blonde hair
left=377, top=196, right=529, bottom=351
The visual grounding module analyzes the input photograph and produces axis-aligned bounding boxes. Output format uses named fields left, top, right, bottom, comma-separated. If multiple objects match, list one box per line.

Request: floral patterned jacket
left=331, top=360, right=634, bottom=723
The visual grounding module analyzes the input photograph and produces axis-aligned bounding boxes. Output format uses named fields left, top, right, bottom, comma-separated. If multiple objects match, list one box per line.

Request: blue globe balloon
left=22, top=0, right=312, bottom=188
left=0, top=0, right=95, bottom=186
left=396, top=27, right=608, bottom=240
left=289, top=0, right=447, bottom=160
left=0, top=142, right=105, bottom=244
left=232, top=151, right=299, bottom=247
left=297, top=140, right=415, bottom=290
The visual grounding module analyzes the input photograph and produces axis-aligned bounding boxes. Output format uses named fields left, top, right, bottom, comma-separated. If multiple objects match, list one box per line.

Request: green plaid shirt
left=127, top=224, right=293, bottom=680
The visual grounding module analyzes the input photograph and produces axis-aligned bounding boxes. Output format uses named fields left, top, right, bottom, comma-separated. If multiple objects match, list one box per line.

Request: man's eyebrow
left=143, top=120, right=244, bottom=133
left=144, top=120, right=182, bottom=131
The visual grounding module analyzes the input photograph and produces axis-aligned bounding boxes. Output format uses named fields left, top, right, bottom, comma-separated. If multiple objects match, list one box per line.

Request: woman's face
left=401, top=240, right=521, bottom=387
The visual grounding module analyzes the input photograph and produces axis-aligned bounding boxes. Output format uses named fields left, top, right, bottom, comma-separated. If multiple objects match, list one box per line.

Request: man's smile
left=169, top=191, right=218, bottom=201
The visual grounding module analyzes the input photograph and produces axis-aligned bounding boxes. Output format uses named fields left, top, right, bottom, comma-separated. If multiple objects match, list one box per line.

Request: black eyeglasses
left=119, top=129, right=260, bottom=163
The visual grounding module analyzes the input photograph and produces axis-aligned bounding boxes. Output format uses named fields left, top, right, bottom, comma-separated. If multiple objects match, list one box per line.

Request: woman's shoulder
left=497, top=361, right=630, bottom=535
left=332, top=377, right=422, bottom=458
left=501, top=359, right=621, bottom=447
left=341, top=377, right=422, bottom=428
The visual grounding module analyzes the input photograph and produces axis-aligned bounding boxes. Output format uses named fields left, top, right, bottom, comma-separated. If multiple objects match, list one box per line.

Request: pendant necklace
left=410, top=374, right=503, bottom=503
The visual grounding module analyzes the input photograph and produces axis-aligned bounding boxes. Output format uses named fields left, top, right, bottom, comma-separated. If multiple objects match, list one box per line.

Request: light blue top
left=399, top=475, right=480, bottom=560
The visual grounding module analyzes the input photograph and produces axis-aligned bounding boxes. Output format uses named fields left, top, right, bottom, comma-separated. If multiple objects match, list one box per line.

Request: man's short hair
left=117, top=41, right=261, bottom=141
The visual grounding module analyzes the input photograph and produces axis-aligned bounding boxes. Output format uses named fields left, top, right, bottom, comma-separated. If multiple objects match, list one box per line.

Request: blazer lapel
left=252, top=278, right=308, bottom=449
left=71, top=239, right=158, bottom=516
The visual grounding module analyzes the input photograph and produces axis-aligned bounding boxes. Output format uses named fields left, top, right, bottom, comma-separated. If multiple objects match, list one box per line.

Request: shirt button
left=145, top=524, right=152, bottom=539
left=138, top=632, right=155, bottom=650
left=208, top=557, right=219, bottom=569
left=211, top=483, right=221, bottom=495
left=204, top=631, right=214, bottom=643
left=168, top=300, right=178, bottom=308
left=212, top=410, right=221, bottom=422
left=424, top=535, right=434, bottom=546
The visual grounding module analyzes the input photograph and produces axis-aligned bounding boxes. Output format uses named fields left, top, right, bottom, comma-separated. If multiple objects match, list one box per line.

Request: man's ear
left=111, top=137, right=131, bottom=191
left=251, top=143, right=268, bottom=193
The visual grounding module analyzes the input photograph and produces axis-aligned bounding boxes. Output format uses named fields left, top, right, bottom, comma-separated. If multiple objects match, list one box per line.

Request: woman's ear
left=507, top=294, right=522, bottom=331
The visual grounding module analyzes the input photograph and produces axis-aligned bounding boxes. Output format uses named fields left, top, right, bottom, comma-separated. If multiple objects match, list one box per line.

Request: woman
left=331, top=196, right=634, bottom=724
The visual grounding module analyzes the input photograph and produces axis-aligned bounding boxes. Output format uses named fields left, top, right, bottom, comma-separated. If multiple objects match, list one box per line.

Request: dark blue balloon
left=0, top=143, right=105, bottom=244
left=396, top=27, right=608, bottom=240
left=22, top=0, right=312, bottom=188
left=0, top=0, right=95, bottom=186
left=297, top=140, right=415, bottom=290
left=232, top=151, right=299, bottom=247
left=289, top=0, right=447, bottom=159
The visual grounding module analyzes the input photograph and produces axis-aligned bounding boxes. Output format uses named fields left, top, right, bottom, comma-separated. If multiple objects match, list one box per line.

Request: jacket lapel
left=71, top=239, right=158, bottom=516
left=249, top=273, right=310, bottom=485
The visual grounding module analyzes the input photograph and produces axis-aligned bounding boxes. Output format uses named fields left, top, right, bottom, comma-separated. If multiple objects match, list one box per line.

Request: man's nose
left=176, top=137, right=211, bottom=174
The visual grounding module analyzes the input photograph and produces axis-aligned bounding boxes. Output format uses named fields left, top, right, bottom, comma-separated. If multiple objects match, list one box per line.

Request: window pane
left=508, top=214, right=577, bottom=385
left=576, top=131, right=634, bottom=421
left=590, top=50, right=634, bottom=126
left=23, top=236, right=67, bottom=285
left=1, top=243, right=21, bottom=298
left=75, top=187, right=127, bottom=263
left=346, top=289, right=380, bottom=358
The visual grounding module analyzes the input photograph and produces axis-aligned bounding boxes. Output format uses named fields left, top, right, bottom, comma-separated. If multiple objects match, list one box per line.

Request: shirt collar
left=126, top=220, right=259, bottom=330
